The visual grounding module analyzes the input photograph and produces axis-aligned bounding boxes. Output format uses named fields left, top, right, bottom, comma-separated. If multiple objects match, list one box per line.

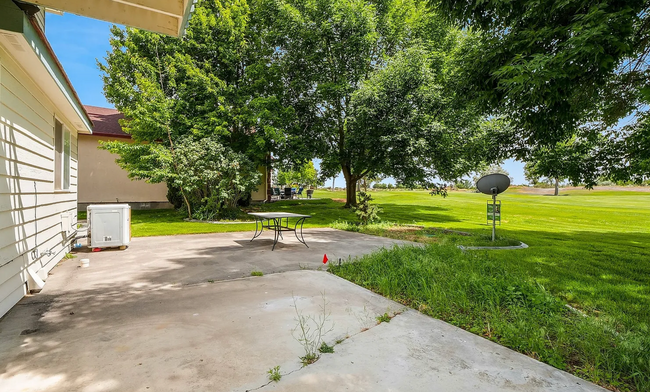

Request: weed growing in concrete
left=63, top=253, right=76, bottom=259
left=346, top=305, right=375, bottom=331
left=267, top=366, right=281, bottom=382
left=376, top=313, right=391, bottom=324
left=319, top=342, right=334, bottom=353
left=207, top=279, right=214, bottom=283
left=292, top=294, right=334, bottom=366
left=301, top=353, right=318, bottom=366
left=251, top=271, right=264, bottom=276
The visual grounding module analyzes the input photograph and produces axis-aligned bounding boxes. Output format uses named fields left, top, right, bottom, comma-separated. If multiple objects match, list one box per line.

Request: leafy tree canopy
left=263, top=0, right=486, bottom=205
left=523, top=131, right=605, bottom=192
left=350, top=45, right=488, bottom=189
left=432, top=0, right=646, bottom=142
left=432, top=0, right=650, bottom=184
left=276, top=161, right=322, bottom=186
left=601, top=113, right=650, bottom=184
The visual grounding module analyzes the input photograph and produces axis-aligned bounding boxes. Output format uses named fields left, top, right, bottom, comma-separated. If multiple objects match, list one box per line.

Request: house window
left=54, top=119, right=70, bottom=190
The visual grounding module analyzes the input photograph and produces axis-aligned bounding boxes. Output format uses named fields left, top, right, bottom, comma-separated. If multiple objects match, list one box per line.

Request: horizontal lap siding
left=0, top=47, right=80, bottom=318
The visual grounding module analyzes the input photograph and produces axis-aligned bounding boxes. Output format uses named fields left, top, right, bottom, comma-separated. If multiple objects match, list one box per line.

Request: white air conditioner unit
left=87, top=204, right=131, bottom=249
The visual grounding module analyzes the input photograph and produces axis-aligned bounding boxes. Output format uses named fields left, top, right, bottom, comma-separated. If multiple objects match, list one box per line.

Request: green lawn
left=347, top=189, right=650, bottom=327
left=81, top=188, right=650, bottom=390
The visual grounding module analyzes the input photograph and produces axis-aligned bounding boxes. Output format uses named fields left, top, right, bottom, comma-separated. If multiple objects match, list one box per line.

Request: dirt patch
left=401, top=234, right=440, bottom=243
left=331, top=198, right=346, bottom=203
left=387, top=226, right=421, bottom=233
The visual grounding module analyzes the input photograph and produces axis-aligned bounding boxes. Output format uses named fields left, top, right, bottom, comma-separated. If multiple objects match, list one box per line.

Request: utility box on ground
left=87, top=204, right=131, bottom=249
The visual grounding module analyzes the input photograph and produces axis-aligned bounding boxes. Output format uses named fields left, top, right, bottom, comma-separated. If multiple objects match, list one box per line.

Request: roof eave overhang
left=26, top=0, right=195, bottom=37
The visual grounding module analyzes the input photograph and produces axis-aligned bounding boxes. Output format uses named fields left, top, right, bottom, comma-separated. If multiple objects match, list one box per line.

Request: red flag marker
left=323, top=254, right=328, bottom=264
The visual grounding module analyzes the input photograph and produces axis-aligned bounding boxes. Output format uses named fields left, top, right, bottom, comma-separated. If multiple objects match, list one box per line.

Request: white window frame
left=54, top=118, right=71, bottom=191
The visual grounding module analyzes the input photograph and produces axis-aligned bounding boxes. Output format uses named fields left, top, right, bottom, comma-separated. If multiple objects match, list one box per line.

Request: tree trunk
left=345, top=181, right=357, bottom=207
left=180, top=187, right=192, bottom=219
left=554, top=178, right=559, bottom=196
left=342, top=165, right=358, bottom=207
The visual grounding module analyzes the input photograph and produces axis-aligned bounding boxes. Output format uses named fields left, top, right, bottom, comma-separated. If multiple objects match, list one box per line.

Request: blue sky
left=46, top=13, right=116, bottom=108
left=45, top=12, right=527, bottom=185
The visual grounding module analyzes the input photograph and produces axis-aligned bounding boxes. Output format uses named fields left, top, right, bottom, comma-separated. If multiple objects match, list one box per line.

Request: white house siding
left=0, top=45, right=79, bottom=317
left=34, top=8, right=46, bottom=33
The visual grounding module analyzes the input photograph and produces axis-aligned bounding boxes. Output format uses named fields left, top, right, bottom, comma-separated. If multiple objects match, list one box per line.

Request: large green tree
left=262, top=0, right=473, bottom=206
left=523, top=133, right=604, bottom=195
left=99, top=0, right=285, bottom=217
left=276, top=161, right=321, bottom=186
left=602, top=113, right=650, bottom=184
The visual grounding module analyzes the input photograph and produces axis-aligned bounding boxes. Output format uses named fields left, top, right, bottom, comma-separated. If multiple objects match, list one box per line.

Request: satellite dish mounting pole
left=492, top=194, right=497, bottom=241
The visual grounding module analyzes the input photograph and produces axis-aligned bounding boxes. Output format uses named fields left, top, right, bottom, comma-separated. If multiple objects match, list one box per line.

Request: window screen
left=54, top=119, right=70, bottom=190
left=64, top=129, right=70, bottom=190
left=54, top=120, right=63, bottom=190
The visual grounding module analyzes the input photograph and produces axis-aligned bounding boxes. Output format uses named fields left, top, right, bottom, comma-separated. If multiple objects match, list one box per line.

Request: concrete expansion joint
left=349, top=307, right=407, bottom=338
left=245, top=366, right=304, bottom=392
left=244, top=308, right=407, bottom=392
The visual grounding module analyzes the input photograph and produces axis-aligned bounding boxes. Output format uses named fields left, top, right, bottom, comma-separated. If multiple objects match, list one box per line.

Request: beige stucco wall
left=78, top=135, right=169, bottom=204
left=251, top=166, right=268, bottom=202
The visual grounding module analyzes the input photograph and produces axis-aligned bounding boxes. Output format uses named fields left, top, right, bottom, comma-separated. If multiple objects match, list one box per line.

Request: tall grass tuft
left=329, top=244, right=649, bottom=391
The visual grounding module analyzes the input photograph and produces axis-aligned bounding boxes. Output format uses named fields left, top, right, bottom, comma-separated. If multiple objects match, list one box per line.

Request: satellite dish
left=476, top=173, right=511, bottom=195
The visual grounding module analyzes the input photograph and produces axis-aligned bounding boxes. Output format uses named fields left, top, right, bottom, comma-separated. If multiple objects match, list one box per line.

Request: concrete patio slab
left=0, top=230, right=606, bottom=392
left=263, top=305, right=602, bottom=392
left=61, top=228, right=411, bottom=289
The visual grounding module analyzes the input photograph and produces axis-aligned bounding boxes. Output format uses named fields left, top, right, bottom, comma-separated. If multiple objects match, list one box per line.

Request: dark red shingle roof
left=84, top=105, right=130, bottom=138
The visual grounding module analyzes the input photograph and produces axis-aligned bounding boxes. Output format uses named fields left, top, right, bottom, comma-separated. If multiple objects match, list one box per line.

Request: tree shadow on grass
left=377, top=202, right=460, bottom=224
